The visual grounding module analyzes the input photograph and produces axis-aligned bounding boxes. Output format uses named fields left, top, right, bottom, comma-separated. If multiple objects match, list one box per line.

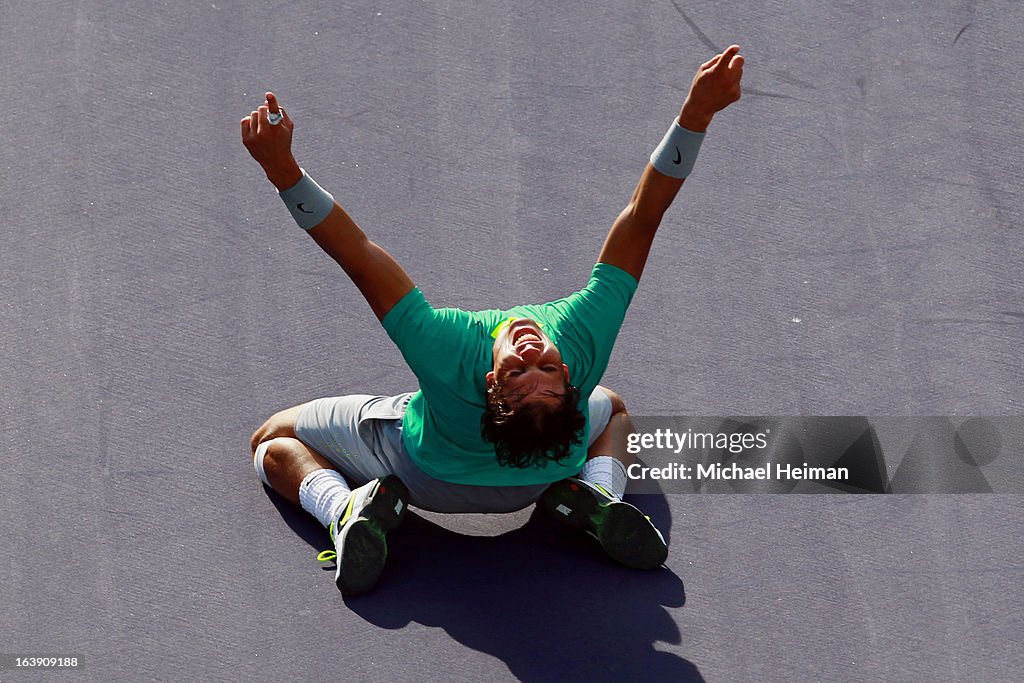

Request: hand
left=678, top=45, right=744, bottom=132
left=241, top=92, right=302, bottom=190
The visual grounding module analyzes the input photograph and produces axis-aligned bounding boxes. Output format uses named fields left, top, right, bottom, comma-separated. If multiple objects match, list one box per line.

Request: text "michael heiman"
left=627, top=462, right=850, bottom=482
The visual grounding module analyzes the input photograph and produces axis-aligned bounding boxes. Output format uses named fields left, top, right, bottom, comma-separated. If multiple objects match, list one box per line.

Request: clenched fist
left=241, top=92, right=302, bottom=190
left=678, top=45, right=745, bottom=132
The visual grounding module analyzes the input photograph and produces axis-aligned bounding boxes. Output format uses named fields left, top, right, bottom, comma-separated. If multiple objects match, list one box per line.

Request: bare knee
left=250, top=403, right=307, bottom=454
left=261, top=435, right=334, bottom=471
left=261, top=437, right=303, bottom=471
left=254, top=437, right=336, bottom=503
left=597, top=385, right=628, bottom=415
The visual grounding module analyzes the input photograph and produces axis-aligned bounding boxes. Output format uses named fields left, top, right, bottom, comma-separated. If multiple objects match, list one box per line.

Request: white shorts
left=293, top=388, right=614, bottom=513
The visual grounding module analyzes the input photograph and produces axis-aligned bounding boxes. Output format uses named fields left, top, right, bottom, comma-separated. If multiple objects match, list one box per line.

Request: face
left=487, top=318, right=569, bottom=407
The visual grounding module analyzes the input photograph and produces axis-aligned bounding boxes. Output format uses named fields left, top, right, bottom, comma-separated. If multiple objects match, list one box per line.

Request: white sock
left=298, top=469, right=352, bottom=529
left=579, top=456, right=628, bottom=500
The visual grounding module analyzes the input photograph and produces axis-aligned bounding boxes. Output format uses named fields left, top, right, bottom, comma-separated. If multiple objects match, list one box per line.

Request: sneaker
left=316, top=475, right=409, bottom=596
left=539, top=478, right=667, bottom=570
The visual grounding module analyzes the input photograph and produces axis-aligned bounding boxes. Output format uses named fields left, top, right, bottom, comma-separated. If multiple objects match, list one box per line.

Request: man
left=243, top=45, right=744, bottom=596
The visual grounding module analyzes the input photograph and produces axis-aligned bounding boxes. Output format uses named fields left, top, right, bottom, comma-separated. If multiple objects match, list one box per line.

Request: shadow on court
left=267, top=489, right=702, bottom=682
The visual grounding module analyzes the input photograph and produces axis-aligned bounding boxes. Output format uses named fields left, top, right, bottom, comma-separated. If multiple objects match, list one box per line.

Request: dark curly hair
left=480, top=380, right=587, bottom=469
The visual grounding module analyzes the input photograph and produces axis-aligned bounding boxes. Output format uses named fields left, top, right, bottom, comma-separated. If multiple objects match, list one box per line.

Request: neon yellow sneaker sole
left=318, top=475, right=409, bottom=596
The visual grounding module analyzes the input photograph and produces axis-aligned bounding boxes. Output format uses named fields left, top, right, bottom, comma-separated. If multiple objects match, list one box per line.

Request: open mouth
left=512, top=328, right=542, bottom=346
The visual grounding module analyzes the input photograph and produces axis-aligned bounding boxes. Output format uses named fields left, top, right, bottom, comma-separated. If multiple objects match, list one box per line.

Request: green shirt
left=381, top=263, right=637, bottom=486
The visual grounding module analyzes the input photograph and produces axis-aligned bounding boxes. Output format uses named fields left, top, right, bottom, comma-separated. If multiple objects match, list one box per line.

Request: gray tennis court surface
left=2, top=2, right=1022, bottom=681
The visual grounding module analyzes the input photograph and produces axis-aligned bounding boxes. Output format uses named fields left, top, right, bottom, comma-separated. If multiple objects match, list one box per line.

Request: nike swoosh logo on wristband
left=673, top=147, right=682, bottom=164
left=297, top=202, right=313, bottom=214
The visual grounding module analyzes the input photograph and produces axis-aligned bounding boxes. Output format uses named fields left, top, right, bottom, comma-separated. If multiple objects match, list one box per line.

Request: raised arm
left=598, top=45, right=745, bottom=282
left=241, top=93, right=414, bottom=321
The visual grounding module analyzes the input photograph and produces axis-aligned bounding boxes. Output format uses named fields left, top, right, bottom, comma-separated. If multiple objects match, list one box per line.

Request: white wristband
left=650, top=120, right=705, bottom=179
left=278, top=169, right=335, bottom=230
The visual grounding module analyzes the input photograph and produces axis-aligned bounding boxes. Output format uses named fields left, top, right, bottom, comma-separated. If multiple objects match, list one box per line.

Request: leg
left=586, top=385, right=635, bottom=472
left=585, top=385, right=630, bottom=491
left=250, top=403, right=409, bottom=595
left=258, top=436, right=336, bottom=505
left=251, top=404, right=345, bottom=504
left=539, top=386, right=668, bottom=569
left=250, top=403, right=305, bottom=455
left=562, top=385, right=634, bottom=498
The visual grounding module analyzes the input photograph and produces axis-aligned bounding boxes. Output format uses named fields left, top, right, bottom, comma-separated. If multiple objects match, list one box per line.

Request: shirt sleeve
left=380, top=288, right=489, bottom=409
left=526, top=263, right=639, bottom=395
